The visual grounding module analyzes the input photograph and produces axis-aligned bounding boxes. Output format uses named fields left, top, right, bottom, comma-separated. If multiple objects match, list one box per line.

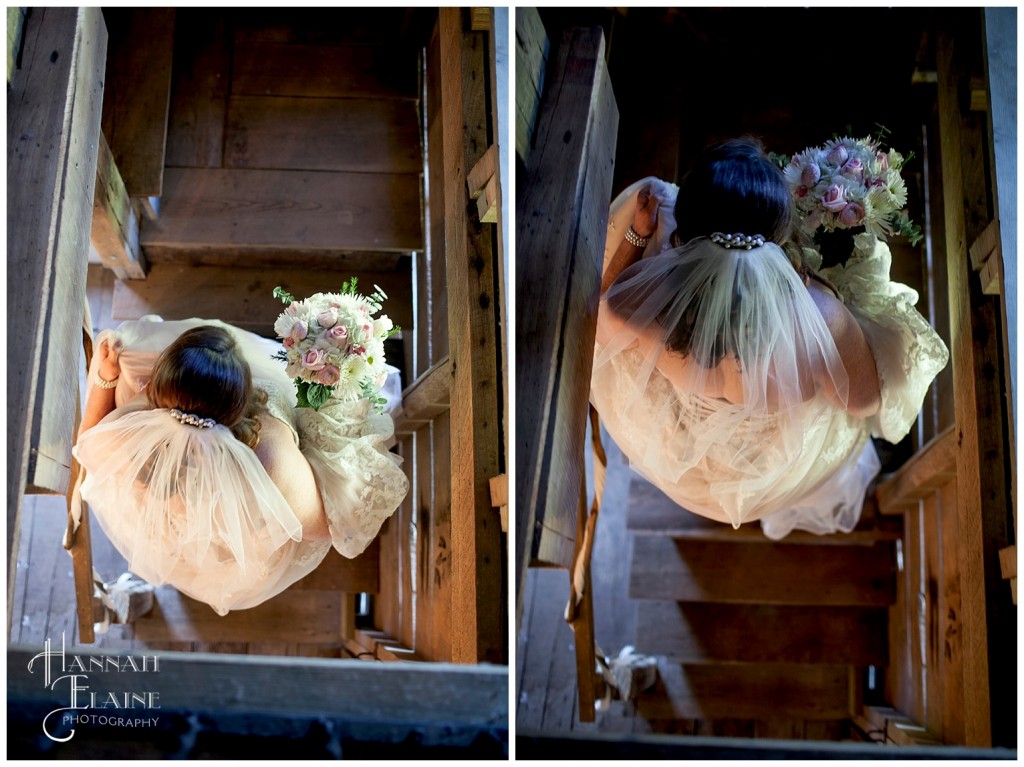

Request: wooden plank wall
left=7, top=8, right=107, bottom=618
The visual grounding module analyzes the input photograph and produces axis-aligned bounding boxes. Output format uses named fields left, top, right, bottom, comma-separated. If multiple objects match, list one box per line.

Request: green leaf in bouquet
left=295, top=381, right=312, bottom=409
left=273, top=286, right=296, bottom=304
left=306, top=383, right=332, bottom=411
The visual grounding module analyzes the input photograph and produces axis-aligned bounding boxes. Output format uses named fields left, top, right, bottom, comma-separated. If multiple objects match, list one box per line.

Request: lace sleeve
left=823, top=234, right=950, bottom=443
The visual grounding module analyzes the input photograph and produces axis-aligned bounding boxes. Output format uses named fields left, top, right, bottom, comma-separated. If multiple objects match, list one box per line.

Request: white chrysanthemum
left=868, top=186, right=897, bottom=215
left=885, top=171, right=907, bottom=209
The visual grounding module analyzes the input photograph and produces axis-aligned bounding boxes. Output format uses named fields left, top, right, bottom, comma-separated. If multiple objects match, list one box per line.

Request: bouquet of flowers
left=781, top=134, right=922, bottom=246
left=271, top=278, right=399, bottom=410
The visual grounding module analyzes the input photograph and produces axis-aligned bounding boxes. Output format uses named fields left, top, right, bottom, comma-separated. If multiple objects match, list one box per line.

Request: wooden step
left=133, top=587, right=342, bottom=643
left=627, top=476, right=900, bottom=546
left=111, top=263, right=413, bottom=336
left=636, top=601, right=888, bottom=665
left=629, top=536, right=896, bottom=606
left=636, top=660, right=853, bottom=720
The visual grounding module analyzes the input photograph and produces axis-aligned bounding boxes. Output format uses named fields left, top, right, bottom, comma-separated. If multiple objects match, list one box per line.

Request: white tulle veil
left=593, top=234, right=855, bottom=528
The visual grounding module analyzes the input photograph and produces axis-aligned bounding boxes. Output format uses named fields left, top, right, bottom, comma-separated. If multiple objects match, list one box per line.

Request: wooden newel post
left=515, top=23, right=619, bottom=722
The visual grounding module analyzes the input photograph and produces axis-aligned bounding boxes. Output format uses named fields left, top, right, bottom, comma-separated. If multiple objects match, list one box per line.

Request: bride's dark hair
left=672, top=136, right=792, bottom=247
left=147, top=325, right=268, bottom=448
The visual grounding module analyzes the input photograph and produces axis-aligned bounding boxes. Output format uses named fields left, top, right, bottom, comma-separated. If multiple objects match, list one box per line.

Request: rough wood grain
left=636, top=601, right=888, bottom=666
left=112, top=263, right=413, bottom=336
left=637, top=661, right=853, bottom=720
left=164, top=9, right=229, bottom=168
left=398, top=435, right=416, bottom=651
left=225, top=96, right=421, bottom=174
left=630, top=536, right=896, bottom=606
left=939, top=477, right=966, bottom=744
left=426, top=28, right=450, bottom=367
left=413, top=425, right=434, bottom=660
left=430, top=412, right=453, bottom=662
left=232, top=41, right=418, bottom=99
left=516, top=26, right=618, bottom=583
left=439, top=10, right=504, bottom=665
left=140, top=167, right=423, bottom=254
left=100, top=9, right=174, bottom=198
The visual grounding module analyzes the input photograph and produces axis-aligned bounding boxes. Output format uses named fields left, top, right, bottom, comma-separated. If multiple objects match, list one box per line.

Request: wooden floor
left=9, top=265, right=344, bottom=659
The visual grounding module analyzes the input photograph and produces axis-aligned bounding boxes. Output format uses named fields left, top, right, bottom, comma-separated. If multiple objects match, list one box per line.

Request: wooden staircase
left=626, top=476, right=901, bottom=734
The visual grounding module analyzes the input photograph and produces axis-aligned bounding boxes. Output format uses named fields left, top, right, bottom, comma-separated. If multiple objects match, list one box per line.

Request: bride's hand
left=633, top=186, right=661, bottom=237
left=98, top=338, right=122, bottom=382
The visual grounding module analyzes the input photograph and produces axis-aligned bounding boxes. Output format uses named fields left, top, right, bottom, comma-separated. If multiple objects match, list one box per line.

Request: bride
left=591, top=137, right=948, bottom=539
left=74, top=317, right=409, bottom=616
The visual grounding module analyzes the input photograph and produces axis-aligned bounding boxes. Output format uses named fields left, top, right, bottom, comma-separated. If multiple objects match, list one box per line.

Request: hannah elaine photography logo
left=27, top=633, right=162, bottom=742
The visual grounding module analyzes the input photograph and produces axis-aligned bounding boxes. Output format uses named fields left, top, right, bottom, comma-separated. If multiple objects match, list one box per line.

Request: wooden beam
left=393, top=357, right=451, bottom=435
left=91, top=131, right=146, bottom=280
left=8, top=648, right=509, bottom=728
left=967, top=218, right=1000, bottom=270
left=111, top=263, right=413, bottom=336
left=516, top=26, right=618, bottom=592
left=937, top=14, right=1014, bottom=746
left=225, top=96, right=422, bottom=174
left=7, top=8, right=108, bottom=635
left=876, top=426, right=958, bottom=514
left=100, top=9, right=175, bottom=198
left=140, top=168, right=423, bottom=255
left=862, top=705, right=943, bottom=746
left=439, top=9, right=505, bottom=665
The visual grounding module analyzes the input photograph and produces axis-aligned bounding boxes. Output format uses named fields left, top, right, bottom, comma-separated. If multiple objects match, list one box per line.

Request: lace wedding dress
left=591, top=178, right=948, bottom=539
left=73, top=317, right=408, bottom=615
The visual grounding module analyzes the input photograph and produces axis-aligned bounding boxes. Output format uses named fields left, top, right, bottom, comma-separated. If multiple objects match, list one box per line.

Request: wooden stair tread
left=629, top=536, right=896, bottom=606
left=635, top=601, right=887, bottom=666
left=636, top=660, right=853, bottom=720
left=133, top=587, right=342, bottom=643
left=627, top=475, right=899, bottom=545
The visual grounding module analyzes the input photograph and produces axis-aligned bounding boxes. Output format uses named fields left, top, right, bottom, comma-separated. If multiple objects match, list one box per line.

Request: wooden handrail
left=876, top=425, right=958, bottom=514
left=392, top=356, right=450, bottom=435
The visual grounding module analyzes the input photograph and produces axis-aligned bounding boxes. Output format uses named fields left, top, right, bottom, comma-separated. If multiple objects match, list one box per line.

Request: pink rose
left=361, top=323, right=372, bottom=336
left=283, top=337, right=295, bottom=349
left=350, top=344, right=366, bottom=356
left=870, top=176, right=886, bottom=188
left=826, top=145, right=849, bottom=165
left=876, top=151, right=889, bottom=171
left=800, top=163, right=820, bottom=187
left=327, top=325, right=348, bottom=342
left=316, top=309, right=338, bottom=328
left=840, top=158, right=864, bottom=180
left=820, top=184, right=848, bottom=212
left=316, top=365, right=340, bottom=386
left=286, top=301, right=302, bottom=316
left=289, top=320, right=308, bottom=341
left=839, top=202, right=866, bottom=227
left=301, top=348, right=326, bottom=371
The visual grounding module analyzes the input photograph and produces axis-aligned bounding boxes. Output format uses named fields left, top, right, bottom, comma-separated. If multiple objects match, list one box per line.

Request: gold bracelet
left=93, top=372, right=119, bottom=390
left=624, top=226, right=650, bottom=248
